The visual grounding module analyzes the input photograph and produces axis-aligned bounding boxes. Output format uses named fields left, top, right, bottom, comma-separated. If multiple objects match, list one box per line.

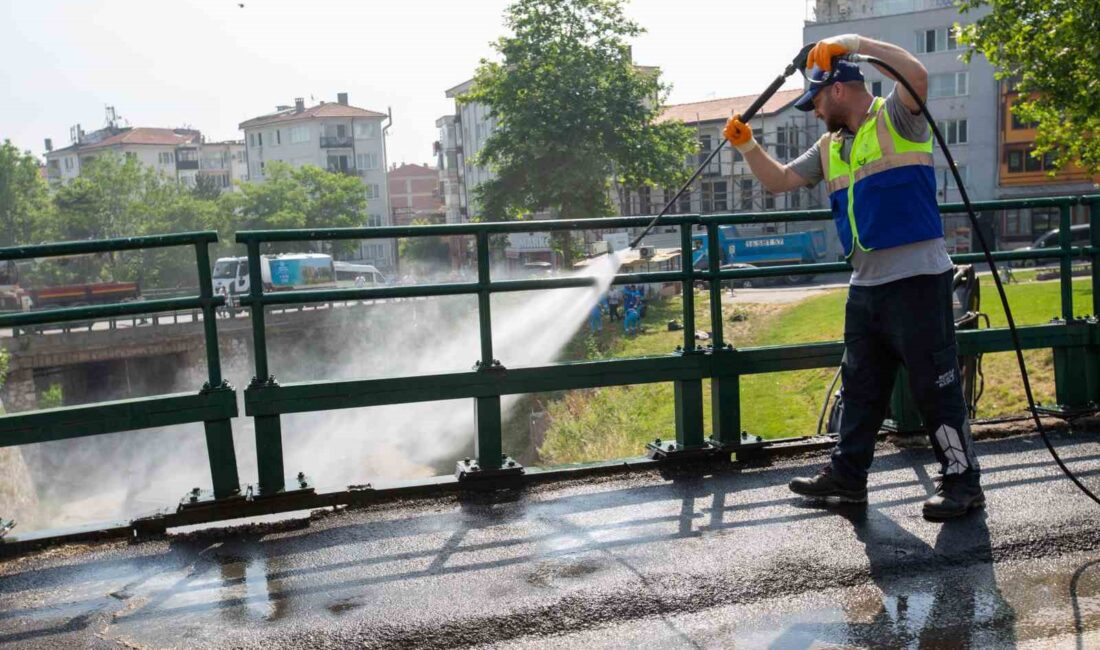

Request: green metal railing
left=1, top=197, right=1097, bottom=541
left=237, top=194, right=1100, bottom=494
left=0, top=233, right=240, bottom=504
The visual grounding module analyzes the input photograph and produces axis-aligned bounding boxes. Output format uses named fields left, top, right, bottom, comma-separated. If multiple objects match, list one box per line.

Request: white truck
left=212, top=253, right=337, bottom=310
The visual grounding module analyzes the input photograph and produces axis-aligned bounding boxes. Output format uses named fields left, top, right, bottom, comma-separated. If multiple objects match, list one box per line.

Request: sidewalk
left=1, top=431, right=1099, bottom=648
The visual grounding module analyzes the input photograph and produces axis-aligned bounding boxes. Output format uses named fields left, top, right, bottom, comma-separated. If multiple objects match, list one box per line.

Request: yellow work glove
left=807, top=33, right=861, bottom=73
left=723, top=114, right=757, bottom=154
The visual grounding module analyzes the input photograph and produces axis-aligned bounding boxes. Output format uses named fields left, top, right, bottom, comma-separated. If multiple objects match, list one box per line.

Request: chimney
left=337, top=92, right=348, bottom=106
left=44, top=138, right=53, bottom=152
left=295, top=97, right=305, bottom=112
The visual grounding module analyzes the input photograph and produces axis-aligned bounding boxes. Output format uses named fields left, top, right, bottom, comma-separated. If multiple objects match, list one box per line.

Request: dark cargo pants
left=832, top=269, right=980, bottom=484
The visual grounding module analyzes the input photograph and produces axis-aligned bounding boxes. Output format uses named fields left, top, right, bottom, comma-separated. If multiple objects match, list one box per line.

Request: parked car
left=1016, top=224, right=1090, bottom=267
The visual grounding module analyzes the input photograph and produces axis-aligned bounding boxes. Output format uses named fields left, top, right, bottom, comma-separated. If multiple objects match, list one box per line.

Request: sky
left=0, top=0, right=811, bottom=167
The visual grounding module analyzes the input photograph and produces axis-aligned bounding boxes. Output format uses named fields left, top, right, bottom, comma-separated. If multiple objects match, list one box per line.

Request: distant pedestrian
left=608, top=287, right=622, bottom=321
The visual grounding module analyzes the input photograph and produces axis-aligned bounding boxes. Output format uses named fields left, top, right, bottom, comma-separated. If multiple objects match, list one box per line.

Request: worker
left=724, top=34, right=981, bottom=520
left=623, top=305, right=640, bottom=336
left=588, top=303, right=603, bottom=333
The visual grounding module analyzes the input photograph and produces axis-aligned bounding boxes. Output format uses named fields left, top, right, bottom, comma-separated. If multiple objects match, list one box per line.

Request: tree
left=0, top=140, right=50, bottom=247
left=461, top=0, right=697, bottom=264
left=959, top=0, right=1100, bottom=174
left=219, top=162, right=367, bottom=254
left=398, top=218, right=452, bottom=275
left=36, top=154, right=213, bottom=288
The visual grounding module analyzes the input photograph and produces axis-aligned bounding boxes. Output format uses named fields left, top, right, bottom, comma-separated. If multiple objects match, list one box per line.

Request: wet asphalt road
left=2, top=431, right=1099, bottom=649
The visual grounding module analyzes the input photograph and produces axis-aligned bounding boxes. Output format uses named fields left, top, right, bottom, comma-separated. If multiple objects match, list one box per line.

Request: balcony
left=327, top=166, right=358, bottom=175
left=176, top=159, right=199, bottom=170
left=320, top=135, right=354, bottom=148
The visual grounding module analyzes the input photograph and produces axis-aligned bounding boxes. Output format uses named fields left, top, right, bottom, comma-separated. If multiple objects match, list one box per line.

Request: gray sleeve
left=787, top=140, right=824, bottom=188
left=885, top=87, right=930, bottom=142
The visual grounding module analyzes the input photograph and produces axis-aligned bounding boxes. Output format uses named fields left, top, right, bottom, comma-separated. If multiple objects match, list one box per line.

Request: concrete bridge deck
left=1, top=431, right=1099, bottom=648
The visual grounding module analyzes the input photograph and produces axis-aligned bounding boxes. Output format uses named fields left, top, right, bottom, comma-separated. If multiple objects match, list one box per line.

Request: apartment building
left=992, top=80, right=1099, bottom=248
left=804, top=0, right=994, bottom=252
left=440, top=79, right=555, bottom=269
left=388, top=163, right=443, bottom=227
left=239, top=93, right=394, bottom=272
left=44, top=126, right=245, bottom=192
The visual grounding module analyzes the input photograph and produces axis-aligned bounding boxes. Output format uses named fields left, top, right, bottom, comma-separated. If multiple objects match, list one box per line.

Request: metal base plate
left=645, top=440, right=716, bottom=461
left=706, top=433, right=770, bottom=461
left=0, top=519, right=14, bottom=539
left=881, top=419, right=924, bottom=435
left=177, top=474, right=315, bottom=512
left=1034, top=403, right=1100, bottom=420
left=456, top=457, right=525, bottom=481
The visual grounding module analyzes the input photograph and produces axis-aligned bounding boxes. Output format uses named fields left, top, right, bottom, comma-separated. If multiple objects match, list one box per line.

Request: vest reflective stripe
left=852, top=151, right=934, bottom=182
left=820, top=97, right=940, bottom=258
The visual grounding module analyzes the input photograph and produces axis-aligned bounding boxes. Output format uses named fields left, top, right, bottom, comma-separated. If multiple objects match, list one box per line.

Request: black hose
left=852, top=54, right=1100, bottom=506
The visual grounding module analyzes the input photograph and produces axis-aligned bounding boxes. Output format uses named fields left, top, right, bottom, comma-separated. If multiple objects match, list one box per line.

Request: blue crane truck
left=692, top=226, right=829, bottom=287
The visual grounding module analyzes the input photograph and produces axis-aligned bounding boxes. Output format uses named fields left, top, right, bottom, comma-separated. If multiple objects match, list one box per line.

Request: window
left=275, top=129, right=281, bottom=145
left=1003, top=209, right=1031, bottom=237
left=916, top=27, right=961, bottom=54
left=125, top=151, right=137, bottom=160
left=248, top=133, right=255, bottom=147
left=64, top=157, right=73, bottom=170
left=1010, top=102, right=1039, bottom=129
left=775, top=126, right=789, bottom=160
left=870, top=80, right=883, bottom=96
left=928, top=72, right=968, bottom=98
left=702, top=181, right=727, bottom=213
left=259, top=161, right=265, bottom=173
left=257, top=132, right=263, bottom=146
left=356, top=152, right=380, bottom=170
left=365, top=184, right=381, bottom=199
left=936, top=119, right=968, bottom=144
left=158, top=152, right=175, bottom=164
left=327, top=155, right=351, bottom=172
left=289, top=126, right=310, bottom=144
left=354, top=121, right=379, bottom=138
left=790, top=188, right=801, bottom=209
left=677, top=188, right=692, bottom=214
left=367, top=214, right=383, bottom=227
left=740, top=179, right=753, bottom=210
left=937, top=164, right=969, bottom=189
left=639, top=187, right=652, bottom=214
left=764, top=191, right=775, bottom=209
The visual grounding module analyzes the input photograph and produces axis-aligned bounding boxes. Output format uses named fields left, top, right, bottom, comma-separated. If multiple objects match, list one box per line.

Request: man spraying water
left=725, top=35, right=982, bottom=520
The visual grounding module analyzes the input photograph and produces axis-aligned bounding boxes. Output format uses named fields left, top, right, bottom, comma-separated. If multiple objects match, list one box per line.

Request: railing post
left=195, top=242, right=240, bottom=499
left=706, top=220, right=742, bottom=450
left=1043, top=198, right=1095, bottom=416
left=666, top=222, right=706, bottom=454
left=1059, top=202, right=1074, bottom=321
left=246, top=240, right=286, bottom=494
left=472, top=230, right=504, bottom=472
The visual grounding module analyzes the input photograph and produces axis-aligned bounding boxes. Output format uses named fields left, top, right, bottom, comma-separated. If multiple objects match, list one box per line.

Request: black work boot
left=922, top=473, right=985, bottom=520
left=789, top=465, right=867, bottom=503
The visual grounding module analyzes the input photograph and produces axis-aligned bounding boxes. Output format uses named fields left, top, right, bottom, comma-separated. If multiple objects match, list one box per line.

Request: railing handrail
left=0, top=231, right=219, bottom=262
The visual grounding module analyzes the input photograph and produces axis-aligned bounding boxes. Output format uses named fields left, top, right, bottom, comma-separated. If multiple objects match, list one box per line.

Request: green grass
left=538, top=277, right=1092, bottom=465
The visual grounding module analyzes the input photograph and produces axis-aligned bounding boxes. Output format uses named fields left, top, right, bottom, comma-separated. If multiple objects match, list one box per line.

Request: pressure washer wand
left=628, top=45, right=816, bottom=250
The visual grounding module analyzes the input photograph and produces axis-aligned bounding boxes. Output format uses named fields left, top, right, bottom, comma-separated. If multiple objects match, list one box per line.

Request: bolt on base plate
left=645, top=438, right=716, bottom=461
left=456, top=456, right=524, bottom=481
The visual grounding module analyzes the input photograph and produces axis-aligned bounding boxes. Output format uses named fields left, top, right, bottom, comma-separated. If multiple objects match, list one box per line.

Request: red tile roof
left=239, top=102, right=387, bottom=129
left=658, top=89, right=805, bottom=125
left=388, top=163, right=436, bottom=178
left=79, top=128, right=201, bottom=150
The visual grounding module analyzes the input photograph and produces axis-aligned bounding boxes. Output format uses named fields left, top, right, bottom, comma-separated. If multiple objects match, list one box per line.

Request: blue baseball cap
left=793, top=59, right=865, bottom=112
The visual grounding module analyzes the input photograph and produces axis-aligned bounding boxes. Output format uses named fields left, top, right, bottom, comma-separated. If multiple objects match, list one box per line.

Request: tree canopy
left=461, top=0, right=697, bottom=225
left=959, top=0, right=1100, bottom=174
left=0, top=140, right=50, bottom=247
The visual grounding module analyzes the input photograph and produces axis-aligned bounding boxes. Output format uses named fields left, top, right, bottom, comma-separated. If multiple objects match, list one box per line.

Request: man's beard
left=824, top=114, right=846, bottom=132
